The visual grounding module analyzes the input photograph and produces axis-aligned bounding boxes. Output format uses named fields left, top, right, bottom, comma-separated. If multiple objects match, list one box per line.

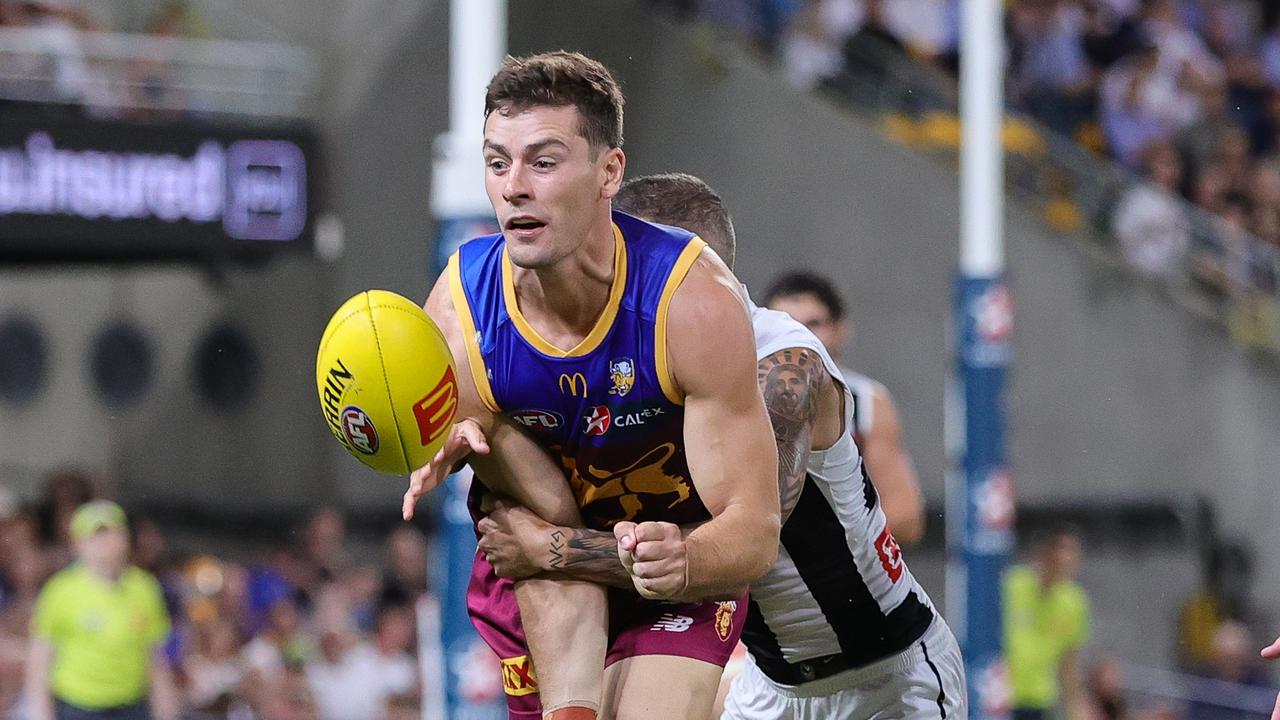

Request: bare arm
left=476, top=501, right=636, bottom=590
left=24, top=637, right=53, bottom=720
left=618, top=252, right=779, bottom=601
left=420, top=270, right=606, bottom=714
left=149, top=649, right=181, bottom=720
left=1059, top=648, right=1087, bottom=720
left=861, top=386, right=925, bottom=544
left=758, top=347, right=829, bottom=524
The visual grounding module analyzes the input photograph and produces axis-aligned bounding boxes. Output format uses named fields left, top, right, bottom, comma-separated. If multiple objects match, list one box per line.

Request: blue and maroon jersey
left=447, top=211, right=709, bottom=530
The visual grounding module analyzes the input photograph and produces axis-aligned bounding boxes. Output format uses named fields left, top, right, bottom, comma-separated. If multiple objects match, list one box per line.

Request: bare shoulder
left=423, top=271, right=459, bottom=340
left=663, top=247, right=758, bottom=399
left=666, top=247, right=749, bottom=328
left=423, top=268, right=493, bottom=424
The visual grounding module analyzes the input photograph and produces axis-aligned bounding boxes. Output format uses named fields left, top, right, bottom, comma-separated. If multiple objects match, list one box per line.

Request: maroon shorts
left=467, top=552, right=748, bottom=718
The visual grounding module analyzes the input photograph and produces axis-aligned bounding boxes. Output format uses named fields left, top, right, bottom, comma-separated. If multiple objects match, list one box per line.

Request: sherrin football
left=316, top=290, right=458, bottom=475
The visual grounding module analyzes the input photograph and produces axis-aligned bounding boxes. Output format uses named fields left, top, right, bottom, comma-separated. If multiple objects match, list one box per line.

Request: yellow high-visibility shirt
left=31, top=564, right=170, bottom=709
left=1004, top=565, right=1091, bottom=709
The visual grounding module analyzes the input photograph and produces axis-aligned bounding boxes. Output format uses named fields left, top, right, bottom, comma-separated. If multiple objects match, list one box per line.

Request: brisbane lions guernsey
left=448, top=211, right=710, bottom=530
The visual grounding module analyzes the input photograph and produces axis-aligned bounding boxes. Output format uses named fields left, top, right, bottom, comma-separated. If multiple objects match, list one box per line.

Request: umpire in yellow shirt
left=24, top=500, right=179, bottom=720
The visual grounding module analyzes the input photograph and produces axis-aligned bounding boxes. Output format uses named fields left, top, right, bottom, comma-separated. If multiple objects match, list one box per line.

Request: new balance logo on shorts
left=651, top=614, right=694, bottom=632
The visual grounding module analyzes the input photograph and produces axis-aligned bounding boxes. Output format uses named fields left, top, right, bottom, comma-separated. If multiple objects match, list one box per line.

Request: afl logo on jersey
left=511, top=409, right=563, bottom=431
left=608, top=357, right=635, bottom=397
left=341, top=406, right=379, bottom=455
left=583, top=405, right=611, bottom=436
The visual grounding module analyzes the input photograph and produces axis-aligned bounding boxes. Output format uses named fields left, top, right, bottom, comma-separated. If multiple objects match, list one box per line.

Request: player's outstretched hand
left=1263, top=636, right=1280, bottom=720
left=477, top=499, right=554, bottom=579
left=614, top=520, right=689, bottom=601
left=402, top=418, right=490, bottom=520
left=1262, top=635, right=1280, bottom=660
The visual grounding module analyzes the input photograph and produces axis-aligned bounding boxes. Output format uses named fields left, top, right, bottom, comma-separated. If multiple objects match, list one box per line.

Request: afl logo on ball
left=341, top=406, right=379, bottom=454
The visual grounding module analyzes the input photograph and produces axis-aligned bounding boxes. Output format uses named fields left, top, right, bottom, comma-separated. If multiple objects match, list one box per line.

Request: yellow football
left=316, top=290, right=458, bottom=475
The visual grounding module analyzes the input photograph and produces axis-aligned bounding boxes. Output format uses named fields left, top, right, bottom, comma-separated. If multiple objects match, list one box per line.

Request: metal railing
left=1118, top=661, right=1278, bottom=719
left=0, top=27, right=313, bottom=119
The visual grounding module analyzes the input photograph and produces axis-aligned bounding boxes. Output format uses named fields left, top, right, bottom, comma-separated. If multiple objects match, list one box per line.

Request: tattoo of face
left=757, top=348, right=825, bottom=521
left=758, top=348, right=821, bottom=433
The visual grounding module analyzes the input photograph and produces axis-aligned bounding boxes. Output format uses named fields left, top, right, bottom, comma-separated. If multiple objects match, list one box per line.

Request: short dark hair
left=614, top=173, right=736, bottom=268
left=484, top=51, right=624, bottom=153
left=1032, top=520, right=1082, bottom=550
left=762, top=271, right=845, bottom=321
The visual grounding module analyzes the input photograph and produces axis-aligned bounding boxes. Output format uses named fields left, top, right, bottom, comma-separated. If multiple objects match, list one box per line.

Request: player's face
left=483, top=104, right=623, bottom=270
left=767, top=293, right=847, bottom=357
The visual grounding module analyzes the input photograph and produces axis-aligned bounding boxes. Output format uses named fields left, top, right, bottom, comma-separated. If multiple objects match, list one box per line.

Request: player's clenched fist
left=614, top=521, right=689, bottom=600
left=402, top=418, right=490, bottom=520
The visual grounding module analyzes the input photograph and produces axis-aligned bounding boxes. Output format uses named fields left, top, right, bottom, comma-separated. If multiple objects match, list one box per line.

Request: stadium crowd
left=0, top=470, right=432, bottom=720
left=0, top=0, right=206, bottom=120
left=659, top=0, right=1280, bottom=346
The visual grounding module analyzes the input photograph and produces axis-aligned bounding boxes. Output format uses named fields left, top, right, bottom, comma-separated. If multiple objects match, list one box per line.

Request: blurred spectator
left=779, top=1, right=845, bottom=90
left=1177, top=539, right=1257, bottom=669
left=836, top=0, right=907, bottom=97
left=35, top=469, right=95, bottom=553
left=124, top=0, right=205, bottom=121
left=24, top=500, right=178, bottom=720
left=1111, top=141, right=1191, bottom=277
left=380, top=526, right=429, bottom=609
left=1009, top=0, right=1095, bottom=134
left=1186, top=620, right=1271, bottom=720
left=299, top=508, right=350, bottom=595
left=184, top=618, right=244, bottom=715
left=1086, top=656, right=1128, bottom=720
left=1176, top=79, right=1240, bottom=182
left=370, top=605, right=419, bottom=718
left=1004, top=523, right=1092, bottom=720
left=1099, top=38, right=1176, bottom=167
left=1082, top=0, right=1142, bottom=71
left=305, top=612, right=414, bottom=720
left=242, top=597, right=314, bottom=694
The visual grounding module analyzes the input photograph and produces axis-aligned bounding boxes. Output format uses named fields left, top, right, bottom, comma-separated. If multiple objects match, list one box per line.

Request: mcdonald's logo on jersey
left=558, top=372, right=588, bottom=397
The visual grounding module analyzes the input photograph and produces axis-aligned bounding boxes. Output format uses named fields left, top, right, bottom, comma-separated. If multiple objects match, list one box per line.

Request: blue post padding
left=955, top=274, right=1014, bottom=720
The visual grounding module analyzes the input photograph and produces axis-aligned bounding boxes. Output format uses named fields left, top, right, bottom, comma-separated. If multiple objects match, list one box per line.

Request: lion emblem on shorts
left=714, top=601, right=737, bottom=642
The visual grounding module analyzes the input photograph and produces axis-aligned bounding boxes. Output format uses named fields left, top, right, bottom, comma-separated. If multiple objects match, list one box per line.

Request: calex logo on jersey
left=608, top=357, right=635, bottom=397
left=583, top=405, right=665, bottom=435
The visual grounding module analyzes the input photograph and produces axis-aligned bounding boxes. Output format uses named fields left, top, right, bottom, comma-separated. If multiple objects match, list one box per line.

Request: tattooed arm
left=476, top=499, right=634, bottom=589
left=757, top=346, right=830, bottom=523
left=476, top=346, right=832, bottom=588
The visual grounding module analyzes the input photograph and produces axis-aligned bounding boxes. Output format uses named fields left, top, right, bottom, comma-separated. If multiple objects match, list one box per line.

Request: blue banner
left=953, top=275, right=1014, bottom=720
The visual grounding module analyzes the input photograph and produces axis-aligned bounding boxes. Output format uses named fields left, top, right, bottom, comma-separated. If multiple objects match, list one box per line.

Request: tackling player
left=762, top=271, right=927, bottom=544
left=405, top=53, right=780, bottom=719
left=464, top=173, right=966, bottom=718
